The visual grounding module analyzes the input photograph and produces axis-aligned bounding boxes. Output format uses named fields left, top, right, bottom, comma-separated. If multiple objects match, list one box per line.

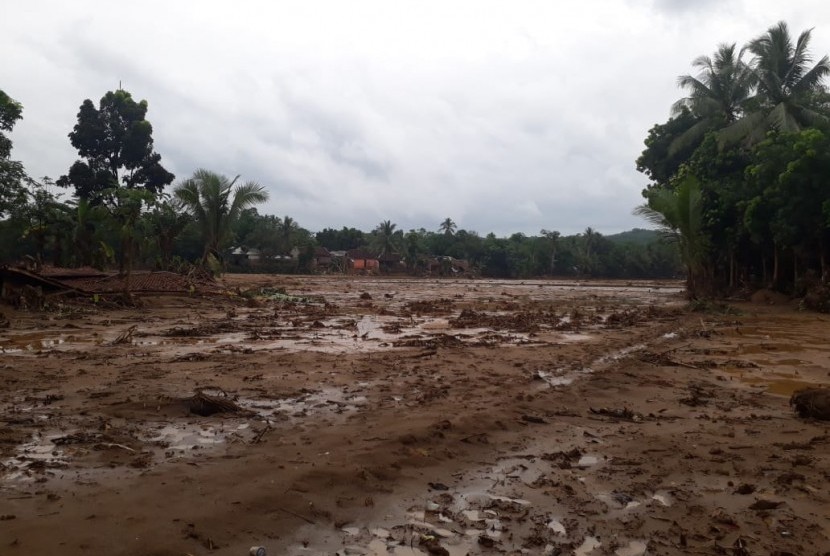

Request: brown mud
left=0, top=276, right=828, bottom=555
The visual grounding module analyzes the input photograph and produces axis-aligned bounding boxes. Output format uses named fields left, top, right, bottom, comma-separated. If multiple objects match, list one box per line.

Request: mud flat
left=1, top=276, right=828, bottom=555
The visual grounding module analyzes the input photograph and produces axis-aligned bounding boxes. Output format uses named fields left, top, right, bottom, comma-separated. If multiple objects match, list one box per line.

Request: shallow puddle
left=725, top=370, right=822, bottom=397
left=2, top=432, right=69, bottom=481
left=144, top=423, right=229, bottom=453
left=237, top=386, right=368, bottom=421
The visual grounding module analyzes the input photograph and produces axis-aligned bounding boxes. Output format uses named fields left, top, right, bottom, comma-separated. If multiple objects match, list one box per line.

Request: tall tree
left=725, top=22, right=830, bottom=144
left=373, top=220, right=398, bottom=256
left=147, top=198, right=191, bottom=269
left=671, top=43, right=755, bottom=152
left=637, top=108, right=701, bottom=189
left=0, top=89, right=28, bottom=217
left=20, top=178, right=72, bottom=266
left=58, top=89, right=175, bottom=203
left=174, top=169, right=268, bottom=265
left=540, top=229, right=561, bottom=274
left=439, top=217, right=457, bottom=236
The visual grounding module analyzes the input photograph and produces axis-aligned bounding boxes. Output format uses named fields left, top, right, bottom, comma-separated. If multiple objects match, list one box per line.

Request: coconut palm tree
left=724, top=22, right=830, bottom=145
left=279, top=215, right=298, bottom=252
left=174, top=169, right=268, bottom=265
left=374, top=220, right=398, bottom=256
left=634, top=175, right=708, bottom=297
left=439, top=217, right=457, bottom=236
left=671, top=43, right=755, bottom=152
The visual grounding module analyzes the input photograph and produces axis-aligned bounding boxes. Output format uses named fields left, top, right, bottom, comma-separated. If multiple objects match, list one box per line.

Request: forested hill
left=605, top=228, right=661, bottom=245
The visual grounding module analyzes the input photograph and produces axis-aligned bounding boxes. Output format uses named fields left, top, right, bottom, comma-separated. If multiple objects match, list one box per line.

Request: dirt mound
left=790, top=388, right=830, bottom=420
left=802, top=283, right=830, bottom=313
left=61, top=271, right=221, bottom=294
left=750, top=288, right=789, bottom=305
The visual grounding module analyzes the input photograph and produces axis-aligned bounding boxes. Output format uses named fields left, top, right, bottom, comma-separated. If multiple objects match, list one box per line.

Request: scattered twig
left=96, top=442, right=136, bottom=452
left=277, top=506, right=316, bottom=524
left=110, top=325, right=137, bottom=345
left=459, top=432, right=488, bottom=443
left=667, top=359, right=704, bottom=370
left=252, top=424, right=271, bottom=444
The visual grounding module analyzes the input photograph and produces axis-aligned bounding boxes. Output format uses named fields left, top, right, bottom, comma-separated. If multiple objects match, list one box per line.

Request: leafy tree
left=57, top=89, right=175, bottom=203
left=20, top=178, right=72, bottom=266
left=315, top=227, right=366, bottom=250
left=70, top=197, right=112, bottom=268
left=0, top=89, right=28, bottom=217
left=402, top=229, right=429, bottom=272
left=0, top=89, right=23, bottom=160
left=147, top=198, right=191, bottom=269
left=539, top=229, right=561, bottom=274
left=110, top=188, right=154, bottom=288
left=637, top=108, right=701, bottom=189
left=745, top=129, right=830, bottom=286
left=174, top=169, right=268, bottom=266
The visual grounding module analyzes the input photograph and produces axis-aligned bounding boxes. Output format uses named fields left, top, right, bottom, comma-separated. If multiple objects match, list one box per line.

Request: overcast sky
left=3, top=1, right=830, bottom=236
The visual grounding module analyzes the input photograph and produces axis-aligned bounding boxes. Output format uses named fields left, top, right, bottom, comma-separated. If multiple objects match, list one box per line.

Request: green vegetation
left=174, top=169, right=269, bottom=265
left=0, top=89, right=27, bottom=218
left=57, top=90, right=175, bottom=201
left=636, top=21, right=830, bottom=298
left=0, top=85, right=682, bottom=280
left=5, top=21, right=829, bottom=292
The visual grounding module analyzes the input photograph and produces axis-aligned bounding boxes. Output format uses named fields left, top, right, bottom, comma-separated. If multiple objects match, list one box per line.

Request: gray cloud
left=3, top=0, right=829, bottom=236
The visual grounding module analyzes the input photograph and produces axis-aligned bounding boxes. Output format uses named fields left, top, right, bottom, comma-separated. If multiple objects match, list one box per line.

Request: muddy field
left=1, top=275, right=829, bottom=556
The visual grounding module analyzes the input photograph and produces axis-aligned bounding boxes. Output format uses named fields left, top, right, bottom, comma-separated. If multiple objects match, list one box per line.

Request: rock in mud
left=790, top=388, right=830, bottom=420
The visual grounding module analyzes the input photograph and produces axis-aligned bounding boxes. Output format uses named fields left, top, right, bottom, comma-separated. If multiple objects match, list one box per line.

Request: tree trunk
left=118, top=235, right=127, bottom=275
left=123, top=236, right=133, bottom=295
left=729, top=250, right=735, bottom=289
left=772, top=246, right=779, bottom=289
left=762, top=255, right=768, bottom=286
left=686, top=264, right=695, bottom=299
left=793, top=249, right=798, bottom=287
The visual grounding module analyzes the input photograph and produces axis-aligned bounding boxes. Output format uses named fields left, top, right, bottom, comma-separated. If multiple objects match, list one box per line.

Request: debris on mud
left=110, top=325, right=137, bottom=345
left=250, top=287, right=317, bottom=304
left=588, top=406, right=643, bottom=422
left=403, top=298, right=455, bottom=315
left=8, top=276, right=830, bottom=556
left=185, top=391, right=254, bottom=417
left=790, top=388, right=830, bottom=420
left=163, top=320, right=240, bottom=337
left=679, top=382, right=715, bottom=406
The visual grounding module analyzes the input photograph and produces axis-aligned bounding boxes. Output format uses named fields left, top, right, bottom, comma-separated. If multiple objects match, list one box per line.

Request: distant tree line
left=0, top=87, right=680, bottom=282
left=308, top=223, right=679, bottom=279
left=636, top=21, right=830, bottom=299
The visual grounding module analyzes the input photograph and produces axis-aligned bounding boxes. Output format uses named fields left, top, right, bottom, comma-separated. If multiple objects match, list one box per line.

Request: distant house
left=313, top=247, right=332, bottom=267
left=346, top=249, right=379, bottom=273
left=229, top=247, right=261, bottom=266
